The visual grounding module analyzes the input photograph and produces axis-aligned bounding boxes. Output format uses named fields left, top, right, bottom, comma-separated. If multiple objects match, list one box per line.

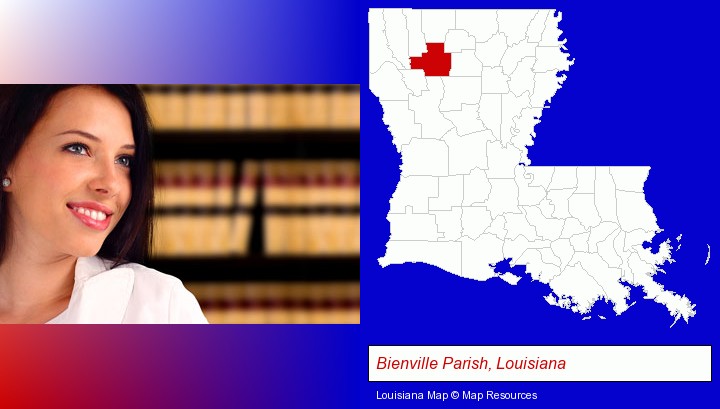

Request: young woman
left=0, top=85, right=207, bottom=323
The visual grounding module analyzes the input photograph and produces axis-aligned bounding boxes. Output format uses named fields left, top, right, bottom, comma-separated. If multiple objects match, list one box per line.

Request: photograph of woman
left=0, top=85, right=208, bottom=323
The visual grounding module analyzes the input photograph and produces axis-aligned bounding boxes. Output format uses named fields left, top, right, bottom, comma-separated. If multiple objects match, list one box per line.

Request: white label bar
left=369, top=345, right=711, bottom=382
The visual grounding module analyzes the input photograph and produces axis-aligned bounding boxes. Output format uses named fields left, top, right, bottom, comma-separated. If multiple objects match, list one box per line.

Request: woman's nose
left=88, top=159, right=122, bottom=196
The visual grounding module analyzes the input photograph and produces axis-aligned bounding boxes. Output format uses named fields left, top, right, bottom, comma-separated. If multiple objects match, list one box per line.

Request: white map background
left=370, top=9, right=696, bottom=325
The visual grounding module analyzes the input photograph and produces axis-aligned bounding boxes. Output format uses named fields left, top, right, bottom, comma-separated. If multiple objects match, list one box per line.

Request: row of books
left=151, top=160, right=360, bottom=256
left=154, top=160, right=360, bottom=208
left=264, top=214, right=359, bottom=256
left=152, top=213, right=359, bottom=256
left=153, top=214, right=250, bottom=257
left=185, top=281, right=360, bottom=324
left=141, top=84, right=360, bottom=130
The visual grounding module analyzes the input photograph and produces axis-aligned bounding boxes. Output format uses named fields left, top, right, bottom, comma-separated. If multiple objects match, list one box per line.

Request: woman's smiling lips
left=67, top=201, right=114, bottom=231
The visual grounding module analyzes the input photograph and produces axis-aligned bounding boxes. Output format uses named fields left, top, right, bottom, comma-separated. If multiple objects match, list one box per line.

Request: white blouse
left=47, top=256, right=208, bottom=324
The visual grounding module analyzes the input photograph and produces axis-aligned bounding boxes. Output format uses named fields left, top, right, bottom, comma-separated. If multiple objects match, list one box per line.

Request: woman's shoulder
left=87, top=256, right=177, bottom=285
left=88, top=257, right=207, bottom=323
left=110, top=259, right=183, bottom=288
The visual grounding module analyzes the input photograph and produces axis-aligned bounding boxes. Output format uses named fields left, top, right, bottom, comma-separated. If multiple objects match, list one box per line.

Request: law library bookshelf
left=141, top=85, right=360, bottom=323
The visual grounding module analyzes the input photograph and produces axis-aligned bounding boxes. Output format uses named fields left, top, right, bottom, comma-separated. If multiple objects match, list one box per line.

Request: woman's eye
left=116, top=156, right=133, bottom=168
left=64, top=143, right=89, bottom=155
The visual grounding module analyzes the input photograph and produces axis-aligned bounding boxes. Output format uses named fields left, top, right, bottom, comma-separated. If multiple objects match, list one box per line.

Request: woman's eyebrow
left=56, top=129, right=136, bottom=150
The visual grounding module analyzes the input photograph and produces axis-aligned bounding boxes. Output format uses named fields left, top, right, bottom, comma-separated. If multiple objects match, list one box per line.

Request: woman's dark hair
left=0, top=85, right=154, bottom=266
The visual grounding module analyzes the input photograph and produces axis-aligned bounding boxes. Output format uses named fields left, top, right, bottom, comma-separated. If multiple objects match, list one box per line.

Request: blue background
left=0, top=0, right=716, bottom=407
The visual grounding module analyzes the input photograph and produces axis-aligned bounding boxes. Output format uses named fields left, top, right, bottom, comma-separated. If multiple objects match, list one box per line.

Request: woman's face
left=4, top=86, right=135, bottom=258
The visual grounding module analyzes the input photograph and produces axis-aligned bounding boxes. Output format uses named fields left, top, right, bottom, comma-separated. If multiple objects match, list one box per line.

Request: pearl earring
left=2, top=178, right=10, bottom=188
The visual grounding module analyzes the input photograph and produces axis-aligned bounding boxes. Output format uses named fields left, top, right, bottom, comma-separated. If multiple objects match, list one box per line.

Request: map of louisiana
left=370, top=9, right=695, bottom=325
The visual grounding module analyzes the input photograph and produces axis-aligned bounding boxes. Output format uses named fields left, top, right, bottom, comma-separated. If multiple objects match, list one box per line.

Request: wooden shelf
left=153, top=130, right=359, bottom=159
left=146, top=256, right=360, bottom=282
left=150, top=123, right=359, bottom=283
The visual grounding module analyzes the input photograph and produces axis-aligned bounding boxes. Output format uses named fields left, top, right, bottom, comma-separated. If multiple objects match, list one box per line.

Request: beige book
left=196, top=215, right=223, bottom=255
left=217, top=283, right=242, bottom=324
left=324, top=160, right=360, bottom=206
left=346, top=215, right=360, bottom=255
left=266, top=283, right=290, bottom=308
left=208, top=215, right=232, bottom=255
left=351, top=161, right=361, bottom=204
left=327, top=214, right=349, bottom=255
left=261, top=309, right=285, bottom=324
left=153, top=161, right=169, bottom=208
left=289, top=85, right=310, bottom=129
left=184, top=282, right=207, bottom=304
left=289, top=214, right=307, bottom=255
left=321, top=214, right=340, bottom=256
left=345, top=308, right=361, bottom=324
left=192, top=161, right=217, bottom=207
left=305, top=311, right=328, bottom=324
left=264, top=215, right=287, bottom=256
left=240, top=310, right=268, bottom=324
left=227, top=85, right=248, bottom=130
left=152, top=214, right=181, bottom=256
left=203, top=311, right=226, bottom=324
left=265, top=283, right=290, bottom=324
left=183, top=215, right=202, bottom=256
left=169, top=161, right=188, bottom=206
left=150, top=215, right=167, bottom=257
left=174, top=214, right=189, bottom=256
left=154, top=161, right=174, bottom=207
left=318, top=160, right=335, bottom=205
left=285, top=161, right=302, bottom=207
left=201, top=283, right=226, bottom=324
left=298, top=161, right=312, bottom=207
left=166, top=86, right=188, bottom=130
left=165, top=215, right=182, bottom=256
left=332, top=214, right=354, bottom=255
left=308, top=283, right=329, bottom=324
left=238, top=160, right=259, bottom=208
left=312, top=214, right=332, bottom=256
left=329, top=282, right=353, bottom=324
left=247, top=86, right=270, bottom=129
left=206, top=85, right=229, bottom=130
left=307, top=214, right=321, bottom=256
left=223, top=309, right=248, bottom=324
left=290, top=283, right=313, bottom=324
left=285, top=283, right=303, bottom=324
left=241, top=282, right=261, bottom=303
left=328, top=85, right=348, bottom=129
left=240, top=281, right=269, bottom=324
left=181, top=215, right=199, bottom=255
left=262, top=161, right=288, bottom=207
left=344, top=160, right=361, bottom=205
left=307, top=85, right=329, bottom=129
left=304, top=161, right=322, bottom=206
left=173, top=161, right=195, bottom=207
left=261, top=161, right=277, bottom=206
left=215, top=160, right=235, bottom=207
left=186, top=86, right=210, bottom=129
left=253, top=282, right=273, bottom=324
left=269, top=85, right=292, bottom=129
left=347, top=87, right=360, bottom=129
left=347, top=281, right=361, bottom=304
left=230, top=213, right=251, bottom=256
left=306, top=215, right=319, bottom=256
left=166, top=161, right=184, bottom=208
